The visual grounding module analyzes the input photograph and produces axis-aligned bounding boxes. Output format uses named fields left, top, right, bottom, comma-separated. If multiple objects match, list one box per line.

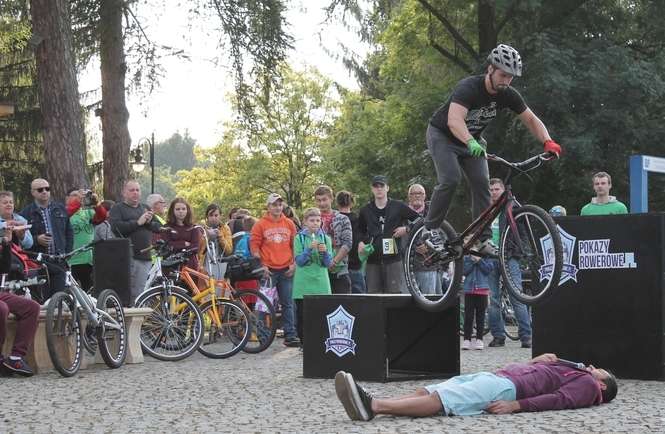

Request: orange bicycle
left=176, top=255, right=277, bottom=354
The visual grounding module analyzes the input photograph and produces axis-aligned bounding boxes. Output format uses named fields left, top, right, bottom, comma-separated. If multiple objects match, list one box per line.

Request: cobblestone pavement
left=1, top=337, right=664, bottom=433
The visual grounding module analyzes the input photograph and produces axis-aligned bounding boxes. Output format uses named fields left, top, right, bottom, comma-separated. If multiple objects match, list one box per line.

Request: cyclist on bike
left=423, top=44, right=562, bottom=252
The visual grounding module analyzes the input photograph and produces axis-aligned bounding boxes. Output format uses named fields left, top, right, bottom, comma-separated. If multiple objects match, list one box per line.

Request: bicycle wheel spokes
left=136, top=288, right=204, bottom=361
left=499, top=205, right=562, bottom=305
left=234, top=290, right=277, bottom=353
left=403, top=221, right=462, bottom=312
left=198, top=300, right=250, bottom=359
left=96, top=289, right=127, bottom=368
left=45, top=292, right=82, bottom=377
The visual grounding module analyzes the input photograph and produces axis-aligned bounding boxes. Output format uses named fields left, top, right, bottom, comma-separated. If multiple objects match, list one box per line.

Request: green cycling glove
left=467, top=138, right=486, bottom=157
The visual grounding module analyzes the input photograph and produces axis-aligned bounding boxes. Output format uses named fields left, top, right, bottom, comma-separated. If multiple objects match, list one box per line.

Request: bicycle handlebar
left=24, top=239, right=104, bottom=263
left=486, top=151, right=556, bottom=169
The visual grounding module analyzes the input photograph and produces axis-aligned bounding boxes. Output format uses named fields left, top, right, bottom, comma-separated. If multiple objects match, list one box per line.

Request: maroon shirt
left=496, top=362, right=603, bottom=412
left=161, top=224, right=201, bottom=270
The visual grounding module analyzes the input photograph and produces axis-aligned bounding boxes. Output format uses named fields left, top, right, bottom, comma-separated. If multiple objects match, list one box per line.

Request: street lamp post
left=130, top=134, right=156, bottom=194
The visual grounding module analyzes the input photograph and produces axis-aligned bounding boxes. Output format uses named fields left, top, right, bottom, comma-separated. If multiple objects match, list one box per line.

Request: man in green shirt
left=580, top=172, right=628, bottom=216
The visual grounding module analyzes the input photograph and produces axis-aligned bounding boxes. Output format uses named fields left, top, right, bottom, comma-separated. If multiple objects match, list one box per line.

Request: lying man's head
left=588, top=366, right=618, bottom=403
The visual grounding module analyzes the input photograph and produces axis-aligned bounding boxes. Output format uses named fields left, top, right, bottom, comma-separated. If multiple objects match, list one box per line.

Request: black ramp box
left=303, top=294, right=459, bottom=382
left=533, top=213, right=665, bottom=380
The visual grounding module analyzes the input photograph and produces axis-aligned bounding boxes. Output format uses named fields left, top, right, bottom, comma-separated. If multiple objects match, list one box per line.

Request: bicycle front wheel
left=234, top=289, right=277, bottom=353
left=135, top=286, right=204, bottom=361
left=404, top=219, right=462, bottom=312
left=96, top=289, right=127, bottom=368
left=198, top=299, right=250, bottom=359
left=499, top=205, right=563, bottom=306
left=45, top=291, right=82, bottom=377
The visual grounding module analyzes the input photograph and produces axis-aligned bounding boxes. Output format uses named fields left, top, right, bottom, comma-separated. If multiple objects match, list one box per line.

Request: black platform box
left=533, top=213, right=665, bottom=380
left=303, top=294, right=459, bottom=382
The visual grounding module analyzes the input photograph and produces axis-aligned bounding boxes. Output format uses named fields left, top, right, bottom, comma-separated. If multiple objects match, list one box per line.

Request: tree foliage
left=322, top=0, right=665, bottom=224
left=177, top=66, right=338, bottom=218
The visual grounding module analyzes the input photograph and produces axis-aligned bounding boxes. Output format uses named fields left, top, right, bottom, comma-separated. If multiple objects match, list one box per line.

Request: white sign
left=642, top=156, right=665, bottom=174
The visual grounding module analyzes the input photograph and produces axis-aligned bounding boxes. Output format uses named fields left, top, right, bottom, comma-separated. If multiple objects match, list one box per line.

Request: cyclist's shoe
left=335, top=371, right=375, bottom=421
left=3, top=356, right=34, bottom=377
left=473, top=239, right=498, bottom=257
left=284, top=336, right=301, bottom=347
left=488, top=337, right=505, bottom=347
left=421, top=228, right=445, bottom=252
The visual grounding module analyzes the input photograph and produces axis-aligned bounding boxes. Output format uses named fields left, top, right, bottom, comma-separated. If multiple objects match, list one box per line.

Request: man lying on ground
left=335, top=353, right=618, bottom=421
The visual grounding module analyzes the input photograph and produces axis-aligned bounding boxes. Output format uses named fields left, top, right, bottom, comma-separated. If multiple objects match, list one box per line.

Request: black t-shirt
left=358, top=200, right=420, bottom=264
left=429, top=75, right=527, bottom=146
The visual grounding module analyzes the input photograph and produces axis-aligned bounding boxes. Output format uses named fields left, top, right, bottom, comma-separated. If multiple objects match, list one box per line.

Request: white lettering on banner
left=577, top=239, right=637, bottom=270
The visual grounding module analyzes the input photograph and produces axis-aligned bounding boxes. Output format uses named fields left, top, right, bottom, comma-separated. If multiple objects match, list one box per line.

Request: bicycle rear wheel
left=135, top=286, right=204, bottom=361
left=499, top=205, right=563, bottom=306
left=45, top=291, right=82, bottom=377
left=234, top=289, right=277, bottom=353
left=96, top=289, right=127, bottom=368
left=198, top=299, right=250, bottom=359
left=404, top=219, right=462, bottom=312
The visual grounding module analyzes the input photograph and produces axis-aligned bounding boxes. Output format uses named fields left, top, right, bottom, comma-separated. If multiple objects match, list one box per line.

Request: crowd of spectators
left=0, top=169, right=630, bottom=375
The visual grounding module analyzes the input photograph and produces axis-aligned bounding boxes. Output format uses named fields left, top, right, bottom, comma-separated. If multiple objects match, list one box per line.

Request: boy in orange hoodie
left=250, top=193, right=300, bottom=347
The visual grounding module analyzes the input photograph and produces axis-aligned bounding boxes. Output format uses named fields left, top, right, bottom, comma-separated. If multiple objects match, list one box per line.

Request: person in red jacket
left=250, top=193, right=299, bottom=347
left=335, top=353, right=618, bottom=421
left=161, top=198, right=202, bottom=270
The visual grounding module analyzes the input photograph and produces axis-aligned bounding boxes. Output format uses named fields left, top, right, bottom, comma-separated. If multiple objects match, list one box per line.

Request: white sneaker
left=462, top=339, right=471, bottom=350
left=474, top=339, right=484, bottom=350
left=421, top=228, right=445, bottom=251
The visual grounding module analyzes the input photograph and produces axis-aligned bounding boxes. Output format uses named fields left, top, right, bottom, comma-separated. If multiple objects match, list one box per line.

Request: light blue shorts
left=425, top=372, right=516, bottom=416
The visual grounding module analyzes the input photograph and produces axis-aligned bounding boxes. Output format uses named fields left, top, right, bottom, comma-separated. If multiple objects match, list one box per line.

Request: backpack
left=232, top=231, right=251, bottom=259
left=9, top=243, right=42, bottom=279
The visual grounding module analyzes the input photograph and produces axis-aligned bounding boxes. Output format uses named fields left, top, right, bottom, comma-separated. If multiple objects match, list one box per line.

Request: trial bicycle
left=403, top=152, right=563, bottom=312
left=28, top=241, right=127, bottom=377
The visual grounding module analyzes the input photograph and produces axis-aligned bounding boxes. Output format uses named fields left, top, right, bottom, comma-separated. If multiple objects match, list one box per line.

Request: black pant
left=330, top=273, right=351, bottom=294
left=295, top=299, right=304, bottom=344
left=424, top=125, right=491, bottom=241
left=463, top=294, right=488, bottom=340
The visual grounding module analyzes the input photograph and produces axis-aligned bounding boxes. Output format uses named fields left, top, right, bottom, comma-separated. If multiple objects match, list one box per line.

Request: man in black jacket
left=358, top=176, right=419, bottom=294
left=20, top=178, right=73, bottom=299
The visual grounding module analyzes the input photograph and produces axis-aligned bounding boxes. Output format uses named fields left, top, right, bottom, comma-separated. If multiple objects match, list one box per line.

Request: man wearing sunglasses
left=20, top=178, right=73, bottom=299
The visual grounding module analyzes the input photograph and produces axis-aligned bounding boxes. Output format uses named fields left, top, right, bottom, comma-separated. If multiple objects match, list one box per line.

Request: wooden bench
left=2, top=307, right=152, bottom=374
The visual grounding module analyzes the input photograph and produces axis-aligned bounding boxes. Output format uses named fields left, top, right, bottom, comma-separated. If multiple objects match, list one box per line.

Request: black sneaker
left=343, top=371, right=375, bottom=421
left=521, top=338, right=532, bottom=348
left=0, top=355, right=11, bottom=376
left=488, top=337, right=505, bottom=347
left=284, top=336, right=301, bottom=347
left=3, top=357, right=34, bottom=377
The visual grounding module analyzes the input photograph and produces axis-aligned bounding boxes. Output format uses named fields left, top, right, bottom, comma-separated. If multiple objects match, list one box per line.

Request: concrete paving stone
left=0, top=336, right=664, bottom=433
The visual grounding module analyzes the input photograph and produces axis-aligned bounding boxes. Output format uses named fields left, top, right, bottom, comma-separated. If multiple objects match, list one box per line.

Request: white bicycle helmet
left=487, top=44, right=522, bottom=77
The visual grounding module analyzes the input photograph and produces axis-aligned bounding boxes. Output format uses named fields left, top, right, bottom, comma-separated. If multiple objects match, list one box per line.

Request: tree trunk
left=29, top=0, right=88, bottom=200
left=478, top=0, right=497, bottom=55
left=100, top=0, right=131, bottom=202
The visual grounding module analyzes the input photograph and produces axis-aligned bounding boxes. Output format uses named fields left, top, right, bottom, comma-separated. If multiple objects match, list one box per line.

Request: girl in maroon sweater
left=161, top=198, right=202, bottom=270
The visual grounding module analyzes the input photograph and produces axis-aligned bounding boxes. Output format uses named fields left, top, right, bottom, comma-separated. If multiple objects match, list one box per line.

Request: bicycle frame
left=177, top=265, right=236, bottom=329
left=451, top=153, right=550, bottom=257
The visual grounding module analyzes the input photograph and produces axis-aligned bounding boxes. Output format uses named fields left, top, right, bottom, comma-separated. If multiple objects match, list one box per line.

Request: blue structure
left=629, top=155, right=665, bottom=213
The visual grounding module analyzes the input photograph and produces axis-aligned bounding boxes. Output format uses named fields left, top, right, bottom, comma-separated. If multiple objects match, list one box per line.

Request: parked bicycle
left=27, top=241, right=127, bottom=377
left=177, top=250, right=276, bottom=354
left=403, top=152, right=563, bottom=312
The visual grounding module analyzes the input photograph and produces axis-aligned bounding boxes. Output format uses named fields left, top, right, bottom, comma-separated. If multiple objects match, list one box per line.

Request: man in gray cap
left=357, top=176, right=419, bottom=294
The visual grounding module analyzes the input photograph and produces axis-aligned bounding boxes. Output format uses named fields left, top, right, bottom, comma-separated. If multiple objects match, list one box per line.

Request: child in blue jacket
left=462, top=254, right=494, bottom=350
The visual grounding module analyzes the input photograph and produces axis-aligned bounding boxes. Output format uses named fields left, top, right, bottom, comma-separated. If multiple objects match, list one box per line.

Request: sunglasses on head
left=35, top=187, right=50, bottom=193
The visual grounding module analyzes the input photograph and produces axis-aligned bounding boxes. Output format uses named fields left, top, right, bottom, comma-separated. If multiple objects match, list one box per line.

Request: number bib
left=382, top=238, right=397, bottom=255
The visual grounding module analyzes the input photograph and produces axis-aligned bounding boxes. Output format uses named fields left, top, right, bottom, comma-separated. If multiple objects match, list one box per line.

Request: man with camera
left=66, top=188, right=107, bottom=291
left=20, top=178, right=73, bottom=300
